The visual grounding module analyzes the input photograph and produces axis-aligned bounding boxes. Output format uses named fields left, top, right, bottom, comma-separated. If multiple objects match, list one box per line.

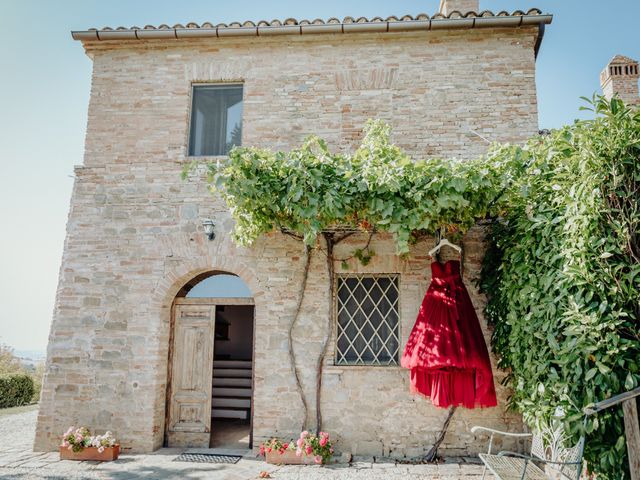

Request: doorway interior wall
left=210, top=303, right=254, bottom=448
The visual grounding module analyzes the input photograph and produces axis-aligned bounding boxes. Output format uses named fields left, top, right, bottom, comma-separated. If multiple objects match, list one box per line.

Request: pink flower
left=300, top=430, right=308, bottom=439
left=306, top=445, right=313, bottom=455
left=314, top=455, right=322, bottom=464
left=296, top=438, right=304, bottom=448
left=319, top=437, right=327, bottom=447
left=329, top=448, right=334, bottom=454
left=282, top=443, right=289, bottom=450
left=320, top=432, right=328, bottom=438
left=259, top=446, right=265, bottom=456
left=295, top=448, right=302, bottom=457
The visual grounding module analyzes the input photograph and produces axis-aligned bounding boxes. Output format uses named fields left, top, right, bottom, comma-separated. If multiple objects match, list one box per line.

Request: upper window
left=335, top=275, right=400, bottom=366
left=188, top=84, right=243, bottom=156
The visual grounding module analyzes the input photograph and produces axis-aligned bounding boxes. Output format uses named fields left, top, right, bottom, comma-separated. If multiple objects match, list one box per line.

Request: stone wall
left=35, top=27, right=540, bottom=456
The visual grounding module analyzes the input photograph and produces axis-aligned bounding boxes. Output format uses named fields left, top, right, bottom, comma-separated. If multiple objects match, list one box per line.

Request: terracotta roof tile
left=87, top=8, right=544, bottom=32
left=76, top=8, right=551, bottom=42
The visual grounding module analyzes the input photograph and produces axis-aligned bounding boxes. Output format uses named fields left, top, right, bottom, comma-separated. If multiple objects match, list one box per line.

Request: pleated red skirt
left=401, top=260, right=497, bottom=409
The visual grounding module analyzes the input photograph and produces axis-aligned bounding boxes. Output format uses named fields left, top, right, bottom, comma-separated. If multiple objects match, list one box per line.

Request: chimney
left=439, top=0, right=479, bottom=16
left=600, top=55, right=639, bottom=105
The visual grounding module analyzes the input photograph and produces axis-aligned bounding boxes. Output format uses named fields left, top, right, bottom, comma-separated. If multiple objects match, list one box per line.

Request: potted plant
left=260, top=431, right=333, bottom=465
left=59, top=426, right=119, bottom=461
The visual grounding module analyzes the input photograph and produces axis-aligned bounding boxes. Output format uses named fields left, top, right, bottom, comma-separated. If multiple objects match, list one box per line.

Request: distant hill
left=15, top=350, right=46, bottom=370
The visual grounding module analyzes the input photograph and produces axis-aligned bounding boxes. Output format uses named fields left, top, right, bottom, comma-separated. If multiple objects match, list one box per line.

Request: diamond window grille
left=335, top=275, right=400, bottom=365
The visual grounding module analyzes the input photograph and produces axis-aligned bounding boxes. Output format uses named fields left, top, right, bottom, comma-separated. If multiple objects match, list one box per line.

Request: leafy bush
left=0, top=373, right=35, bottom=408
left=481, top=97, right=640, bottom=479
left=31, top=362, right=45, bottom=403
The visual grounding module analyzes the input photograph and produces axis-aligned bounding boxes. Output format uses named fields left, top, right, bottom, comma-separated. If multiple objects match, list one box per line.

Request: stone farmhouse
left=34, top=0, right=634, bottom=459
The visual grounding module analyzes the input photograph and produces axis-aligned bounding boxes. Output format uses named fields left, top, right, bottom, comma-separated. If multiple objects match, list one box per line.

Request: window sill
left=184, top=155, right=229, bottom=161
left=324, top=364, right=404, bottom=373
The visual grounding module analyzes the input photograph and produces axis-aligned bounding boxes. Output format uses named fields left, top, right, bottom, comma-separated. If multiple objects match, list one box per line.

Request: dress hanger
left=428, top=230, right=464, bottom=278
left=428, top=236, right=462, bottom=257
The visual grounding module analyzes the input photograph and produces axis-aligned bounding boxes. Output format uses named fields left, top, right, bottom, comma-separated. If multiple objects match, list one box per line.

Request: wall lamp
left=202, top=219, right=215, bottom=241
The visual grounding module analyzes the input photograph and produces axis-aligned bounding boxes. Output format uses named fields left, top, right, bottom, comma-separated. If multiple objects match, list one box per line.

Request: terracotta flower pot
left=59, top=445, right=120, bottom=461
left=265, top=449, right=318, bottom=465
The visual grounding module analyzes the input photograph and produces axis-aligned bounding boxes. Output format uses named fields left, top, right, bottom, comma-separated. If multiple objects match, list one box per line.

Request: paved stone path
left=0, top=407, right=490, bottom=479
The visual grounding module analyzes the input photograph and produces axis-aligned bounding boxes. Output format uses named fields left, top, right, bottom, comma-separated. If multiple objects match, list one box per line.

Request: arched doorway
left=165, top=271, right=255, bottom=450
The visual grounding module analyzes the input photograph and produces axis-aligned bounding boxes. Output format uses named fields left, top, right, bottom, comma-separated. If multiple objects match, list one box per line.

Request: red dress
left=401, top=260, right=497, bottom=409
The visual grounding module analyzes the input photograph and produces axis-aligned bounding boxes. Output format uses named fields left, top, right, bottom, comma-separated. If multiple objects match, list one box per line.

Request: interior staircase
left=211, top=359, right=252, bottom=420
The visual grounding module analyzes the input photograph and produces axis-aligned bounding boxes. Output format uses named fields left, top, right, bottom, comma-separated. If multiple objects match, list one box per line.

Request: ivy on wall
left=480, top=97, right=640, bottom=480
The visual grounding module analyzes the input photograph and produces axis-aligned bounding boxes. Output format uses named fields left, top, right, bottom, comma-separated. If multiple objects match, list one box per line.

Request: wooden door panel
left=175, top=325, right=208, bottom=391
left=167, top=304, right=215, bottom=447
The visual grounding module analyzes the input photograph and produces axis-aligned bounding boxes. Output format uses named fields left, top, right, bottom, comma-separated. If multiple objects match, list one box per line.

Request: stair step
left=211, top=408, right=248, bottom=420
left=213, top=377, right=252, bottom=387
left=213, top=387, right=252, bottom=397
left=214, top=360, right=252, bottom=368
left=212, top=397, right=251, bottom=408
left=213, top=368, right=252, bottom=378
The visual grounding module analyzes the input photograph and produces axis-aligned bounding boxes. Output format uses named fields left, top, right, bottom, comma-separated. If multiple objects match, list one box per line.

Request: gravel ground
left=0, top=406, right=38, bottom=451
left=0, top=407, right=489, bottom=479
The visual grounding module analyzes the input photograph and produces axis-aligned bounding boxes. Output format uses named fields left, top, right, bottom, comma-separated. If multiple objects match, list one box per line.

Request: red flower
left=306, top=445, right=313, bottom=455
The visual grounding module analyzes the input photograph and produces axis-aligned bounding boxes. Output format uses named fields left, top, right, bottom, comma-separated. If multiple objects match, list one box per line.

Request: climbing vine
left=288, top=245, right=311, bottom=432
left=480, top=97, right=640, bottom=480
left=203, top=120, right=519, bottom=255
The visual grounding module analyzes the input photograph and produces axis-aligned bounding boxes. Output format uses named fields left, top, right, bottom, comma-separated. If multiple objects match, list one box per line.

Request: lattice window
left=335, top=275, right=400, bottom=365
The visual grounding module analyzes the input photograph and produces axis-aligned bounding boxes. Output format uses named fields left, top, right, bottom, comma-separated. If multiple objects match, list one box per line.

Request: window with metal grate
left=335, top=275, right=400, bottom=366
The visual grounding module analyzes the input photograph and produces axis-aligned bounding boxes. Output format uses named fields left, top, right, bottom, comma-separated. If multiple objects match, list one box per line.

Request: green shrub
left=31, top=362, right=44, bottom=403
left=481, top=97, right=640, bottom=480
left=0, top=373, right=35, bottom=408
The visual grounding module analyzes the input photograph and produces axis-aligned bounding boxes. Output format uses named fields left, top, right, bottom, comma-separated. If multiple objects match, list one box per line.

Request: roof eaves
left=71, top=8, right=552, bottom=42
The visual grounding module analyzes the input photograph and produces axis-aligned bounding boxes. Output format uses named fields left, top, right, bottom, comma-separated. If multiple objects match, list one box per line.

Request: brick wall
left=35, top=27, right=540, bottom=456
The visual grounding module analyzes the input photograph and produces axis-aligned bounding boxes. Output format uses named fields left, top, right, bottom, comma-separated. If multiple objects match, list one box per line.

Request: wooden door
left=167, top=303, right=215, bottom=447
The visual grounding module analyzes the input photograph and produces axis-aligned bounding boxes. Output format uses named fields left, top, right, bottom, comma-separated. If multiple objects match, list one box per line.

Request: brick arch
left=151, top=229, right=266, bottom=310
left=155, top=259, right=264, bottom=309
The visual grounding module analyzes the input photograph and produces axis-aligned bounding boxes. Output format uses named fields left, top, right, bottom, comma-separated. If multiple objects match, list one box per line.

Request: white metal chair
left=471, top=422, right=585, bottom=480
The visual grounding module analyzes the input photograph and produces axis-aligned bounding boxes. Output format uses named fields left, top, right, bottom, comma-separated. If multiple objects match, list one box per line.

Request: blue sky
left=1, top=1, right=639, bottom=351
